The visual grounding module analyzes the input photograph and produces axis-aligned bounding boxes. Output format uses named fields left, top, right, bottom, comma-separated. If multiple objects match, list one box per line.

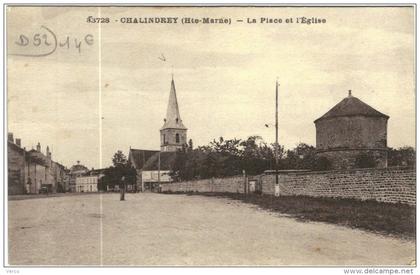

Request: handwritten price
left=12, top=25, right=94, bottom=57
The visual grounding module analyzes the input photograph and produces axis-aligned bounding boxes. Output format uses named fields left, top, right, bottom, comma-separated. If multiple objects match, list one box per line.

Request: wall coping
left=316, top=147, right=389, bottom=153
left=160, top=174, right=245, bottom=185
left=264, top=169, right=311, bottom=174
left=262, top=166, right=415, bottom=176
left=160, top=166, right=414, bottom=185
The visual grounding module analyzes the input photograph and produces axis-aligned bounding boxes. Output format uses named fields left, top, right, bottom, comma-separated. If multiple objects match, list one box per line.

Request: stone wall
left=161, top=167, right=415, bottom=205
left=160, top=176, right=246, bottom=193
left=263, top=167, right=415, bottom=205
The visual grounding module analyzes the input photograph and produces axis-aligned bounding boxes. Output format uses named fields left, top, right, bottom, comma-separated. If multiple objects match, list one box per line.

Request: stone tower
left=314, top=91, right=389, bottom=169
left=160, top=77, right=187, bottom=152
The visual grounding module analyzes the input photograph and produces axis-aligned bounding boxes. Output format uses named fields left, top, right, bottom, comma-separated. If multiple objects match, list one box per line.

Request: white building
left=141, top=170, right=172, bottom=182
left=75, top=169, right=104, bottom=192
left=140, top=170, right=172, bottom=192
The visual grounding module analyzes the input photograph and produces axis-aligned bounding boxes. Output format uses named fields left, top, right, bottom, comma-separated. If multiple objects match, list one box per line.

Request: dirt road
left=8, top=193, right=415, bottom=266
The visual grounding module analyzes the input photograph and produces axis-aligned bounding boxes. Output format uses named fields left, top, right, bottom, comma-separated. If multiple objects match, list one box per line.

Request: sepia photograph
left=4, top=3, right=417, bottom=269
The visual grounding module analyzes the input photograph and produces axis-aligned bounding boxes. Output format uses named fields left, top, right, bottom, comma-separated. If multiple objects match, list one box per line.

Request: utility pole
left=157, top=151, right=161, bottom=192
left=275, top=79, right=280, bottom=197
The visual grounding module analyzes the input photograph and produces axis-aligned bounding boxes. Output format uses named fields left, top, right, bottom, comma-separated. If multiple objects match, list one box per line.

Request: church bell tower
left=160, top=76, right=187, bottom=152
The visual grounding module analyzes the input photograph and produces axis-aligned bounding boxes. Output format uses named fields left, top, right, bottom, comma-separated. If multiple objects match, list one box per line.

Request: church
left=128, top=76, right=188, bottom=191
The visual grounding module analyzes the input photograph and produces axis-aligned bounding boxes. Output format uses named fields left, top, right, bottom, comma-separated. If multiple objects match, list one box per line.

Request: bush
left=388, top=146, right=416, bottom=167
left=312, top=157, right=332, bottom=171
left=355, top=152, right=376, bottom=168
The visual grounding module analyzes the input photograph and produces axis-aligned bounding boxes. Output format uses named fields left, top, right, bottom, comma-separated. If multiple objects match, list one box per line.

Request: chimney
left=348, top=90, right=352, bottom=97
left=46, top=146, right=51, bottom=158
left=7, top=133, right=13, bottom=143
left=15, top=138, right=21, bottom=147
left=36, top=142, right=41, bottom=152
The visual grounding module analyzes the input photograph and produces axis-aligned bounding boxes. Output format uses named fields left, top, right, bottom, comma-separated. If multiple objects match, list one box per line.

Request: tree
left=102, top=151, right=136, bottom=191
left=170, top=148, right=188, bottom=182
left=170, top=137, right=339, bottom=181
left=112, top=150, right=127, bottom=168
left=171, top=136, right=279, bottom=180
left=355, top=152, right=376, bottom=168
left=282, top=143, right=317, bottom=170
left=97, top=176, right=107, bottom=192
left=312, top=156, right=332, bottom=171
left=240, top=136, right=277, bottom=175
left=388, top=146, right=416, bottom=167
left=188, top=139, right=194, bottom=151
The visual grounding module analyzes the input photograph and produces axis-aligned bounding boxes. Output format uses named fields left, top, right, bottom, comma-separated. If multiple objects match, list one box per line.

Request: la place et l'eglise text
left=117, top=16, right=326, bottom=25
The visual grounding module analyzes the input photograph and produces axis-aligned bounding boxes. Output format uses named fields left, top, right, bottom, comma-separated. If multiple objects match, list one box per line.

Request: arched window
left=175, top=133, right=180, bottom=143
left=163, top=134, right=166, bottom=144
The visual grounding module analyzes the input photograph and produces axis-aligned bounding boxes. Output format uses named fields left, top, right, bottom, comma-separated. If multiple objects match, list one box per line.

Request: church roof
left=128, top=149, right=159, bottom=170
left=70, top=164, right=88, bottom=173
left=314, top=91, right=389, bottom=123
left=142, top=151, right=177, bottom=171
left=84, top=168, right=107, bottom=176
left=161, top=78, right=187, bottom=130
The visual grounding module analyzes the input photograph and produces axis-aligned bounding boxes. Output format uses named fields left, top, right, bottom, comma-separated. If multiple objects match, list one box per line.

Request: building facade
left=68, top=161, right=89, bottom=192
left=75, top=169, right=105, bottom=192
left=128, top=149, right=159, bottom=191
left=140, top=151, right=177, bottom=191
left=7, top=133, right=67, bottom=195
left=8, top=134, right=26, bottom=195
left=63, top=169, right=71, bottom=192
left=314, top=91, right=389, bottom=169
left=51, top=162, right=66, bottom=192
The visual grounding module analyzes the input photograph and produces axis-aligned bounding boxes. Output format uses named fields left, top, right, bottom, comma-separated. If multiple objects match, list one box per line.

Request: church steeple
left=160, top=76, right=188, bottom=152
left=161, top=78, right=186, bottom=130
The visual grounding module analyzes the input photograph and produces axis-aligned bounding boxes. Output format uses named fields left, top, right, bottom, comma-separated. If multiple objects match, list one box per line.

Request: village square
left=5, top=5, right=416, bottom=268
left=7, top=75, right=416, bottom=266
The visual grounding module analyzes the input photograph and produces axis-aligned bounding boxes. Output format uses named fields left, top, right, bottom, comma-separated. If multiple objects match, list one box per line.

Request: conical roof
left=161, top=78, right=187, bottom=130
left=314, top=92, right=389, bottom=123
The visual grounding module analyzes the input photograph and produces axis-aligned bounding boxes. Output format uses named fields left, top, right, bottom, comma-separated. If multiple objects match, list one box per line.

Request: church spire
left=160, top=76, right=188, bottom=152
left=162, top=77, right=187, bottom=130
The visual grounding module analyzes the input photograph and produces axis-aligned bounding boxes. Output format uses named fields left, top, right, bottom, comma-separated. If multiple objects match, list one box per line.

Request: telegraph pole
left=157, top=151, right=161, bottom=192
left=275, top=79, right=280, bottom=195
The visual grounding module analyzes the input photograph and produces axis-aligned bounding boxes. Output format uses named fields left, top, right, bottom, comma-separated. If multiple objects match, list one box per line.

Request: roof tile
left=315, top=94, right=389, bottom=123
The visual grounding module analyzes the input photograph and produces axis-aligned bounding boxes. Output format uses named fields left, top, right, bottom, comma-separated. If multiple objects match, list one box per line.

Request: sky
left=6, top=6, right=415, bottom=169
